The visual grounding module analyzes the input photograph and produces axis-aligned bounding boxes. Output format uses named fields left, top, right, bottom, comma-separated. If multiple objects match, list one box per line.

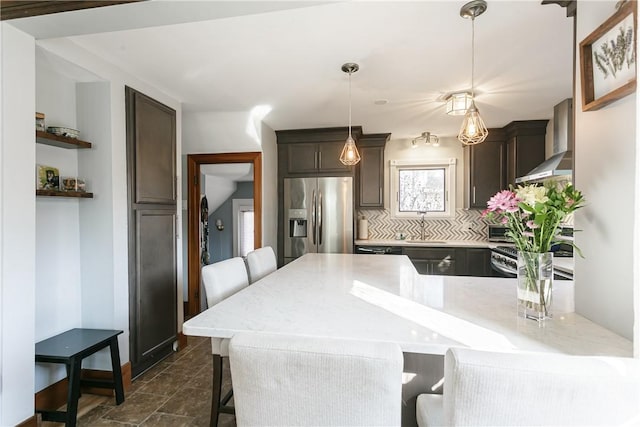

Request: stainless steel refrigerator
left=283, top=177, right=353, bottom=264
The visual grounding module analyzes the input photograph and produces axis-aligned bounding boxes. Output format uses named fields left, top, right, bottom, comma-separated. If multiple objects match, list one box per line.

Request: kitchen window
left=390, top=158, right=456, bottom=219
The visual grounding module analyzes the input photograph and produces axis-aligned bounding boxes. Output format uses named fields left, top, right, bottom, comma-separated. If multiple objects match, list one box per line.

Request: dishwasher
left=354, top=245, right=402, bottom=255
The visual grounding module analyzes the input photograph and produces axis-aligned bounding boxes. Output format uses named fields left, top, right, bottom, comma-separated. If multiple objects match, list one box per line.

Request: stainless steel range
left=490, top=245, right=573, bottom=280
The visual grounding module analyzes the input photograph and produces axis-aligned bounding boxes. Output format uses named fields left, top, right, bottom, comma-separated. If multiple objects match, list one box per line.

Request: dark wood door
left=317, top=141, right=352, bottom=174
left=358, top=145, right=384, bottom=208
left=126, top=87, right=177, bottom=378
left=469, top=131, right=505, bottom=208
left=286, top=144, right=317, bottom=175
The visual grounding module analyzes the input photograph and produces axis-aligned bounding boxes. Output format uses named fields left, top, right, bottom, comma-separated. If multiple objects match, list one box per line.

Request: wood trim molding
left=177, top=332, right=188, bottom=351
left=16, top=414, right=39, bottom=427
left=0, top=1, right=142, bottom=21
left=35, top=362, right=132, bottom=410
left=187, top=152, right=262, bottom=317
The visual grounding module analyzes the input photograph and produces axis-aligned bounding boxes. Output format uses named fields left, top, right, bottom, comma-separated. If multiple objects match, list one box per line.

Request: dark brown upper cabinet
left=504, top=120, right=548, bottom=187
left=357, top=133, right=390, bottom=209
left=467, top=129, right=505, bottom=209
left=276, top=127, right=363, bottom=177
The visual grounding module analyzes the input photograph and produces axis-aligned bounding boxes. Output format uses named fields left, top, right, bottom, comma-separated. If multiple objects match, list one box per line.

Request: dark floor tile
left=156, top=386, right=211, bottom=418
left=77, top=404, right=116, bottom=426
left=139, top=412, right=196, bottom=427
left=102, top=392, right=169, bottom=424
left=137, top=371, right=192, bottom=396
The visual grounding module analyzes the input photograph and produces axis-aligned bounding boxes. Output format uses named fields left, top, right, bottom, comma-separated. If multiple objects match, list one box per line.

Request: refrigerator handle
left=311, top=190, right=316, bottom=245
left=318, top=190, right=323, bottom=246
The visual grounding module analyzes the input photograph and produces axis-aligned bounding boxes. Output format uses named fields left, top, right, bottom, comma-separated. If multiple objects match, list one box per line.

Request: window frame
left=389, top=158, right=457, bottom=219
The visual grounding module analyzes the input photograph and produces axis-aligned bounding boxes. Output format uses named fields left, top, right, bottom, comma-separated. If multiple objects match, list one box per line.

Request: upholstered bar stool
left=229, top=332, right=404, bottom=426
left=416, top=347, right=640, bottom=426
left=201, top=257, right=250, bottom=426
left=245, top=246, right=277, bottom=284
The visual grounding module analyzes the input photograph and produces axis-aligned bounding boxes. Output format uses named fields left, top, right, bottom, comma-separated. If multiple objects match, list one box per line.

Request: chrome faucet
left=419, top=211, right=427, bottom=240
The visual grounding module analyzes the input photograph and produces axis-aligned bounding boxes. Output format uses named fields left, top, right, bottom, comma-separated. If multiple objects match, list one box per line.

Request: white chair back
left=245, top=246, right=277, bottom=284
left=417, top=347, right=640, bottom=426
left=229, top=332, right=404, bottom=426
left=202, top=257, right=249, bottom=308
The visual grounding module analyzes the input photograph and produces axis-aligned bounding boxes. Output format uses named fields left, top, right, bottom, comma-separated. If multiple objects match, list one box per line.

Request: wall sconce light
left=215, top=219, right=224, bottom=231
left=411, top=132, right=440, bottom=148
left=445, top=92, right=473, bottom=116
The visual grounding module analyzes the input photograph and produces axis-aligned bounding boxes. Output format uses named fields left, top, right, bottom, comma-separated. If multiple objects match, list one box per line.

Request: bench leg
left=66, top=357, right=82, bottom=427
left=109, top=337, right=125, bottom=405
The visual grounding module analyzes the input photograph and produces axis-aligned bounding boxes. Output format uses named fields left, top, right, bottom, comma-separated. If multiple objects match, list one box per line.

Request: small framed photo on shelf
left=61, top=177, right=86, bottom=192
left=37, top=165, right=59, bottom=190
left=35, top=112, right=45, bottom=132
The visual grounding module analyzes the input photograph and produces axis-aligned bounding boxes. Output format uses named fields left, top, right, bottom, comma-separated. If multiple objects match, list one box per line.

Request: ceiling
left=10, top=1, right=574, bottom=140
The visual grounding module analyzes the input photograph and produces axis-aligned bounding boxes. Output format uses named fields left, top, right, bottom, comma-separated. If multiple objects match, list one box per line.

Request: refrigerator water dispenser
left=288, top=209, right=307, bottom=237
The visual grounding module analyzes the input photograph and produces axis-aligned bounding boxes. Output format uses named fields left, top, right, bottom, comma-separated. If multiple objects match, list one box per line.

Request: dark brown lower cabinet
left=126, top=87, right=177, bottom=378
left=402, top=247, right=493, bottom=277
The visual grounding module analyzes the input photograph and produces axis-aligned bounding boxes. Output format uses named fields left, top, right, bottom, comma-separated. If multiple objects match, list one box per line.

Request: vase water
left=517, top=251, right=553, bottom=322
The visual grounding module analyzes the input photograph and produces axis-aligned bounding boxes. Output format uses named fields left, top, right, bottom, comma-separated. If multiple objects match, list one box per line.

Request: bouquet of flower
left=482, top=182, right=585, bottom=254
left=483, top=182, right=585, bottom=321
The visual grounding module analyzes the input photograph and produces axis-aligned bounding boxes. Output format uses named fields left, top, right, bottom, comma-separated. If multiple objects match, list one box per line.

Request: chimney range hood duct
left=515, top=98, right=573, bottom=183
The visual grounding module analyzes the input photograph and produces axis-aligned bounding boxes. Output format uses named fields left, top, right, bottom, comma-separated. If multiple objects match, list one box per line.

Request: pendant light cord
left=471, top=16, right=475, bottom=99
left=348, top=70, right=353, bottom=138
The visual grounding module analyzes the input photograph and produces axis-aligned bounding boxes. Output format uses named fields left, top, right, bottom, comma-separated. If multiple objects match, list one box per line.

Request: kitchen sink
left=405, top=239, right=448, bottom=244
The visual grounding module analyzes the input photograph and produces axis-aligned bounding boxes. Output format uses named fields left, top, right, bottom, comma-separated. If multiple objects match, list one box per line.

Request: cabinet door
left=286, top=144, right=318, bottom=175
left=470, top=138, right=504, bottom=208
left=515, top=135, right=545, bottom=179
left=464, top=248, right=491, bottom=277
left=506, top=137, right=517, bottom=186
left=317, top=141, right=352, bottom=174
left=126, top=87, right=177, bottom=378
left=358, top=145, right=384, bottom=208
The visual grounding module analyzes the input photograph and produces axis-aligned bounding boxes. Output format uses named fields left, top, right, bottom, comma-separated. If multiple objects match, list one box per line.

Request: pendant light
left=458, top=0, right=489, bottom=146
left=339, top=63, right=361, bottom=166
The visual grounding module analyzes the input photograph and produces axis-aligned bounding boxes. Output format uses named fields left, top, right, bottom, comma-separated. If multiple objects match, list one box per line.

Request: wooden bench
left=35, top=328, right=125, bottom=427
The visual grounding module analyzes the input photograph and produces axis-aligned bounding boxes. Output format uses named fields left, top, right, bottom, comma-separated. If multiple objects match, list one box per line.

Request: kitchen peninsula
left=184, top=253, right=627, bottom=426
left=183, top=253, right=626, bottom=356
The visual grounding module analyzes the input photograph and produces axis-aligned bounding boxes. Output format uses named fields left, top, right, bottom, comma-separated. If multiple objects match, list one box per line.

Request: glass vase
left=517, top=251, right=553, bottom=322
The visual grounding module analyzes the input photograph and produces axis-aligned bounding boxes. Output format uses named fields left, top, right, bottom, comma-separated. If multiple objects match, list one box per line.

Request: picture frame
left=579, top=1, right=637, bottom=112
left=62, top=177, right=86, bottom=192
left=37, top=165, right=59, bottom=190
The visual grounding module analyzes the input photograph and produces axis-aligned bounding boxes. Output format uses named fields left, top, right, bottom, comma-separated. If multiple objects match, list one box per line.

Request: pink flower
left=526, top=220, right=539, bottom=229
left=486, top=190, right=519, bottom=213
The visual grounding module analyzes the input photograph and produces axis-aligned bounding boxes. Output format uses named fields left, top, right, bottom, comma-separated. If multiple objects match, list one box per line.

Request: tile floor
left=43, top=335, right=235, bottom=427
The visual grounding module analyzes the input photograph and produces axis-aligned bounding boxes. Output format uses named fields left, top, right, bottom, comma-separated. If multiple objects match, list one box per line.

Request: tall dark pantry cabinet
left=125, top=87, right=178, bottom=377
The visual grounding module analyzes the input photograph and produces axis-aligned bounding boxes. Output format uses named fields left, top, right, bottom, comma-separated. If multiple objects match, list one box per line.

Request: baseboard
left=16, top=413, right=40, bottom=427
left=177, top=332, right=188, bottom=351
left=35, top=362, right=132, bottom=409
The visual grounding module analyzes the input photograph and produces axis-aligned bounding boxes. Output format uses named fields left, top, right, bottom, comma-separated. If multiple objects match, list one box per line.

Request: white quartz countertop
left=355, top=239, right=500, bottom=248
left=183, top=253, right=629, bottom=357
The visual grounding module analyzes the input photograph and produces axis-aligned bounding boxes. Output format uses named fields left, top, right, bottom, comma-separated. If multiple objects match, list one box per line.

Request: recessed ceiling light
left=373, top=99, right=388, bottom=105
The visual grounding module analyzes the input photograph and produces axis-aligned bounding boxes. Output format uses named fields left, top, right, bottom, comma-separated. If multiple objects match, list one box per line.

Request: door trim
left=186, top=152, right=262, bottom=316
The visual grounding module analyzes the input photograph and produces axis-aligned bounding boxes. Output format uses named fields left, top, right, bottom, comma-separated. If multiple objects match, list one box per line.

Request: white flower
left=515, top=185, right=548, bottom=207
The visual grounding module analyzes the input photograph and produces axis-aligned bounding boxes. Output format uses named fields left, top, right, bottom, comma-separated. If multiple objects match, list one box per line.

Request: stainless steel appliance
left=490, top=246, right=573, bottom=280
left=355, top=245, right=402, bottom=255
left=283, top=177, right=353, bottom=264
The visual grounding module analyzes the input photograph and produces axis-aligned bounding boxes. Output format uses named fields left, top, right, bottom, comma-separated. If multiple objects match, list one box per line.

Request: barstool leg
left=210, top=354, right=223, bottom=427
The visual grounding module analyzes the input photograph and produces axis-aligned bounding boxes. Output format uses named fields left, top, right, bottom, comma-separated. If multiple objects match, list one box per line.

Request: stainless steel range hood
left=516, top=98, right=573, bottom=183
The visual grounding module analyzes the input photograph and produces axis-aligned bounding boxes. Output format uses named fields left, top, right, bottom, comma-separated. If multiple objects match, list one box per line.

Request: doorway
left=186, top=152, right=262, bottom=317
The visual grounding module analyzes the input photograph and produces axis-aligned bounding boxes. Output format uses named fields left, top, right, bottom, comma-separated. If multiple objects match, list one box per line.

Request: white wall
left=574, top=2, right=637, bottom=340
left=384, top=136, right=465, bottom=210
left=30, top=37, right=184, bottom=384
left=0, top=22, right=37, bottom=427
left=181, top=111, right=279, bottom=298
left=260, top=122, right=278, bottom=251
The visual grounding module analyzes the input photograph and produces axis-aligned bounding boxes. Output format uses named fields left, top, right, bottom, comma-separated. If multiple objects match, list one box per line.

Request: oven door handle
left=491, top=261, right=517, bottom=277
left=357, top=247, right=386, bottom=255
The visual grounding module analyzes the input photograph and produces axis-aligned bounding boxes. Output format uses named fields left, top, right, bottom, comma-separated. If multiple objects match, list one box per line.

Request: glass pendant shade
left=458, top=102, right=488, bottom=145
left=339, top=135, right=361, bottom=165
left=446, top=92, right=473, bottom=115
